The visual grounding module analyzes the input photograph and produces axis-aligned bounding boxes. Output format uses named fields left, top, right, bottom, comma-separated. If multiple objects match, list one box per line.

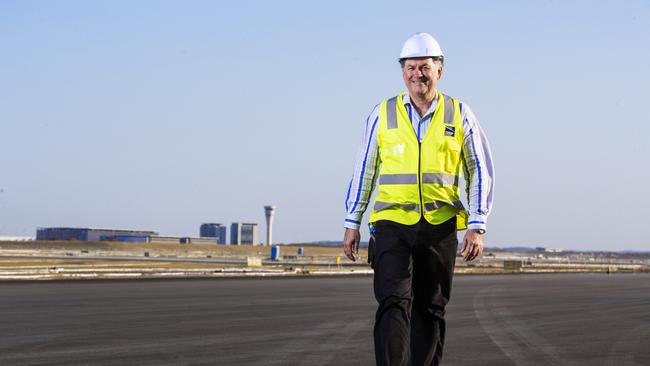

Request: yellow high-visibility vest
left=369, top=92, right=468, bottom=230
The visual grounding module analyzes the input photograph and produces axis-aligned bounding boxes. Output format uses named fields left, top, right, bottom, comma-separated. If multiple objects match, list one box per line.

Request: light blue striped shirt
left=344, top=92, right=495, bottom=232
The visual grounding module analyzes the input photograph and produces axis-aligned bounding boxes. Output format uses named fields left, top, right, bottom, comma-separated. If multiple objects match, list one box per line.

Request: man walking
left=343, top=32, right=494, bottom=365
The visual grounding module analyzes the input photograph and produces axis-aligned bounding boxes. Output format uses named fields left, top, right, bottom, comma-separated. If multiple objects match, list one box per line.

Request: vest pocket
left=439, top=139, right=462, bottom=172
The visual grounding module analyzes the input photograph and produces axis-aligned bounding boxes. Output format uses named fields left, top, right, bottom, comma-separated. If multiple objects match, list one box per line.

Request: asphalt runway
left=1, top=274, right=649, bottom=366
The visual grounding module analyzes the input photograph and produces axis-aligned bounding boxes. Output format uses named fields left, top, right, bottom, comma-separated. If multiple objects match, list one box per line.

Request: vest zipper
left=418, top=141, right=424, bottom=217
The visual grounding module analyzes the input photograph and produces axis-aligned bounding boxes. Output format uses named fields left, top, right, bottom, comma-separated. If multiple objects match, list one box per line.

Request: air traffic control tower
left=264, top=205, right=275, bottom=246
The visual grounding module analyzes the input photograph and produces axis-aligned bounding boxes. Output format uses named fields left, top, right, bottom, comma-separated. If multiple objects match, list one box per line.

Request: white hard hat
left=399, top=32, right=444, bottom=60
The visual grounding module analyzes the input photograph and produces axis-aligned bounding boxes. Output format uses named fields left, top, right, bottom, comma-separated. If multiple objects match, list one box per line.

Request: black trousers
left=372, top=216, right=458, bottom=366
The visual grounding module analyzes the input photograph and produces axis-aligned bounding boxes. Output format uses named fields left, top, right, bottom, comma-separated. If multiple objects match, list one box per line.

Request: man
left=342, top=32, right=494, bottom=366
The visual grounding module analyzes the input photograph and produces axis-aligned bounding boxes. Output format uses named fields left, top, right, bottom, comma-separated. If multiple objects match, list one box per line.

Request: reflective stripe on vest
left=386, top=96, right=398, bottom=129
left=443, top=94, right=454, bottom=124
left=379, top=174, right=417, bottom=184
left=424, top=200, right=465, bottom=212
left=374, top=201, right=420, bottom=212
left=421, top=173, right=459, bottom=186
left=378, top=173, right=458, bottom=186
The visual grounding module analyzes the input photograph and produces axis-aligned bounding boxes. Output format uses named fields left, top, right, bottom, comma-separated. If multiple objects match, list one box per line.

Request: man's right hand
left=342, top=228, right=360, bottom=261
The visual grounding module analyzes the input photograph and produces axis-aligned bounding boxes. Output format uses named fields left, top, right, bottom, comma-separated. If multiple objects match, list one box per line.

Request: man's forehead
left=402, top=57, right=435, bottom=66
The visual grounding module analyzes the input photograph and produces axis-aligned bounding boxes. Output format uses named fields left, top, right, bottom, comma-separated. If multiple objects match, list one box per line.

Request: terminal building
left=0, top=236, right=34, bottom=241
left=230, top=223, right=259, bottom=245
left=536, top=247, right=564, bottom=253
left=200, top=223, right=227, bottom=244
left=36, top=227, right=158, bottom=242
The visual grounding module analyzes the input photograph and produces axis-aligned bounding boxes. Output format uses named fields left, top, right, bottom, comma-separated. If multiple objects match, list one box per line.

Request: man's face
left=402, top=57, right=442, bottom=99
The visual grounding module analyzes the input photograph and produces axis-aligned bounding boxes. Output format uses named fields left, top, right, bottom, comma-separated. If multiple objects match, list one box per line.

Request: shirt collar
left=402, top=91, right=438, bottom=119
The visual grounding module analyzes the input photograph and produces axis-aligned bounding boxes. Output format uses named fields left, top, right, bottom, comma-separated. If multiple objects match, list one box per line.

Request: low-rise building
left=36, top=227, right=158, bottom=242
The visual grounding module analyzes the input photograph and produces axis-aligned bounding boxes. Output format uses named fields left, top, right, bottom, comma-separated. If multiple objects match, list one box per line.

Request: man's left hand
left=460, top=230, right=484, bottom=262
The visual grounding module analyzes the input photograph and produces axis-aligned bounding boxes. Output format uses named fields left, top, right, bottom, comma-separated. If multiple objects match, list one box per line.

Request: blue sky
left=1, top=0, right=649, bottom=250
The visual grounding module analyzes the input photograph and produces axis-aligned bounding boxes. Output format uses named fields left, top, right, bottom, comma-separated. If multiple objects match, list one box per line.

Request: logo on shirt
left=444, top=125, right=455, bottom=137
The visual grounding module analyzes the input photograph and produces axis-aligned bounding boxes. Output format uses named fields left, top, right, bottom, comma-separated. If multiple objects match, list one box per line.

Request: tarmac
left=0, top=273, right=649, bottom=365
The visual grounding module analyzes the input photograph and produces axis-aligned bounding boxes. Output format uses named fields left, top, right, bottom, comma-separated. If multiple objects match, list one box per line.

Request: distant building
left=230, top=223, right=259, bottom=245
left=200, top=223, right=227, bottom=244
left=148, top=235, right=182, bottom=244
left=147, top=235, right=218, bottom=244
left=180, top=237, right=218, bottom=245
left=536, top=247, right=564, bottom=253
left=504, top=260, right=523, bottom=271
left=0, top=236, right=34, bottom=242
left=36, top=227, right=158, bottom=242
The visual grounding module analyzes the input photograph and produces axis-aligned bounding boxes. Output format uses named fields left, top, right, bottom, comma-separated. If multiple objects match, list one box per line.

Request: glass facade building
left=230, top=223, right=259, bottom=245
left=200, top=223, right=227, bottom=244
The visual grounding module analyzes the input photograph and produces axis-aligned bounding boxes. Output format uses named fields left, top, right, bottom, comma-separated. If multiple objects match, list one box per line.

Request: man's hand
left=342, top=228, right=361, bottom=261
left=460, top=229, right=484, bottom=262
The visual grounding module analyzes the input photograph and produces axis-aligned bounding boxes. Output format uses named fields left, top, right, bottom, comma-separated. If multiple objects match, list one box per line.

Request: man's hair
left=399, top=56, right=444, bottom=68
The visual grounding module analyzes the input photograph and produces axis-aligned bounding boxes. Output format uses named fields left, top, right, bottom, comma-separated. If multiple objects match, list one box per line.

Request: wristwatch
left=473, top=229, right=486, bottom=235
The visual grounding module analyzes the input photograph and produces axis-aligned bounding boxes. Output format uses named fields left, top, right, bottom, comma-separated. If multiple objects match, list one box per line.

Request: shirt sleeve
left=460, top=102, right=495, bottom=232
left=344, top=104, right=381, bottom=230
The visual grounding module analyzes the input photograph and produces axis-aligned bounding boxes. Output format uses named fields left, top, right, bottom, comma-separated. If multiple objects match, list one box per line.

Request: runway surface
left=1, top=273, right=649, bottom=365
